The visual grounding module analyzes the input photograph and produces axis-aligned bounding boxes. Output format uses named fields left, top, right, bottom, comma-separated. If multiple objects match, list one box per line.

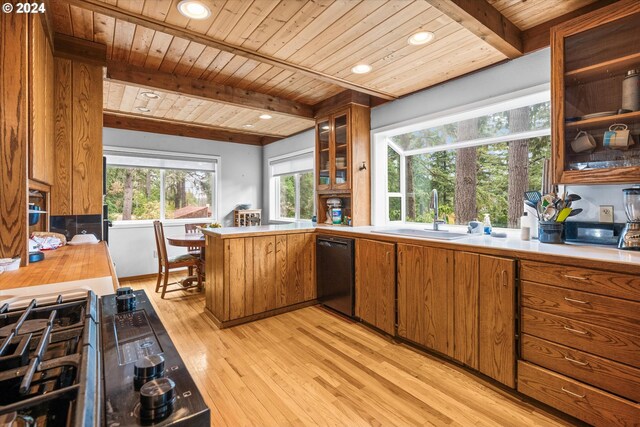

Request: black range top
left=101, top=289, right=210, bottom=427
left=0, top=291, right=101, bottom=426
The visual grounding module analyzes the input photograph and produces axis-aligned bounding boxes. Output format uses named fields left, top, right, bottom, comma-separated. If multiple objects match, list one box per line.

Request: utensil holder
left=539, top=221, right=564, bottom=244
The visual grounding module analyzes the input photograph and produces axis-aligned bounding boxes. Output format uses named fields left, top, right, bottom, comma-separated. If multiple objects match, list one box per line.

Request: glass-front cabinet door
left=316, top=108, right=351, bottom=191
left=317, top=119, right=331, bottom=190
left=333, top=112, right=350, bottom=190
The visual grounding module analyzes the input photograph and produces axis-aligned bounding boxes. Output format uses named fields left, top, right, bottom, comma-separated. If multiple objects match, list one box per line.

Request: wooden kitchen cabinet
left=29, top=15, right=54, bottom=185
left=519, top=260, right=640, bottom=426
left=551, top=0, right=640, bottom=184
left=51, top=57, right=103, bottom=215
left=206, top=232, right=316, bottom=326
left=355, top=239, right=396, bottom=335
left=478, top=255, right=516, bottom=388
left=397, top=243, right=453, bottom=357
left=453, top=252, right=480, bottom=370
left=315, top=104, right=370, bottom=226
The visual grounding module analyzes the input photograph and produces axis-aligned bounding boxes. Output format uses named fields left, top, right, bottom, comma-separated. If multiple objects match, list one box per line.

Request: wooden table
left=167, top=234, right=205, bottom=287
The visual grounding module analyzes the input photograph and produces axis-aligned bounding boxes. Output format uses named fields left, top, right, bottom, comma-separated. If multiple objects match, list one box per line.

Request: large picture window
left=375, top=90, right=551, bottom=228
left=270, top=150, right=314, bottom=221
left=105, top=149, right=218, bottom=222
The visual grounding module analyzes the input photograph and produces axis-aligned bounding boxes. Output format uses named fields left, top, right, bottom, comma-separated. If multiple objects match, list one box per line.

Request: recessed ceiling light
left=136, top=107, right=151, bottom=113
left=351, top=64, right=372, bottom=74
left=141, top=92, right=159, bottom=99
left=259, top=114, right=272, bottom=120
left=242, top=124, right=254, bottom=128
left=408, top=31, right=435, bottom=45
left=177, top=0, right=211, bottom=20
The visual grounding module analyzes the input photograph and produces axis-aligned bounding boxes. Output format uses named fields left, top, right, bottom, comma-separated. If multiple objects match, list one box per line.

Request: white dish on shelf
left=580, top=111, right=618, bottom=120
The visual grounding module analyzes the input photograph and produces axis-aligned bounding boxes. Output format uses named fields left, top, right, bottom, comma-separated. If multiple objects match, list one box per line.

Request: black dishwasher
left=316, top=235, right=355, bottom=317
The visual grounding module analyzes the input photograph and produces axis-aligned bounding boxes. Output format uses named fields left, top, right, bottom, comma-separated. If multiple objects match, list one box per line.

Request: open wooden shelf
left=565, top=52, right=640, bottom=86
left=565, top=110, right=640, bottom=129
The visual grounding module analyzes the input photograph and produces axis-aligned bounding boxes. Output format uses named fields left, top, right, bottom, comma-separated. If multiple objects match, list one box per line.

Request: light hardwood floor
left=122, top=276, right=577, bottom=427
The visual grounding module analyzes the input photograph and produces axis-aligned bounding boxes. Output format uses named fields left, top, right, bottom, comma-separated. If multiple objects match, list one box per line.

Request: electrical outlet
left=599, top=205, right=614, bottom=223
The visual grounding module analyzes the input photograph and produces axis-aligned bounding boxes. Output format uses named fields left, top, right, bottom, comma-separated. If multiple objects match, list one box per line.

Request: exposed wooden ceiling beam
left=106, top=61, right=313, bottom=119
left=54, top=33, right=107, bottom=66
left=63, top=0, right=396, bottom=100
left=425, top=0, right=523, bottom=59
left=521, top=0, right=617, bottom=53
left=103, top=112, right=283, bottom=146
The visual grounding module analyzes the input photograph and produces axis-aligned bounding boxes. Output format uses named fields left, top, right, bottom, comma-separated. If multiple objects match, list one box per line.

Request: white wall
left=104, top=128, right=262, bottom=277
left=262, top=129, right=315, bottom=221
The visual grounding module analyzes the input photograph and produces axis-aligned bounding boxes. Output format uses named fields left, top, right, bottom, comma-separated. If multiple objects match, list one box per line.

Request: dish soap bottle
left=483, top=213, right=492, bottom=235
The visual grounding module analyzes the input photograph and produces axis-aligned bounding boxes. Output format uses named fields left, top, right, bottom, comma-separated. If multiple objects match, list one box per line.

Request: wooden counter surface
left=0, top=242, right=118, bottom=290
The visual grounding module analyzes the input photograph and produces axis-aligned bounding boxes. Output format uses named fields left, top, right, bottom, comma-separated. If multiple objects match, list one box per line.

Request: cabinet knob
left=501, top=270, right=508, bottom=287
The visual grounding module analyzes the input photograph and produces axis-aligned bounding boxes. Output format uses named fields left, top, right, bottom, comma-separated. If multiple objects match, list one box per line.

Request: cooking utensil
left=524, top=191, right=541, bottom=204
left=556, top=207, right=572, bottom=222
left=542, top=205, right=557, bottom=222
left=567, top=208, right=583, bottom=217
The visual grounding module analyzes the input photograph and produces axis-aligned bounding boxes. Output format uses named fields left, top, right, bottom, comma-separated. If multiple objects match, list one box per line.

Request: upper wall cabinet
left=552, top=0, right=640, bottom=184
left=51, top=57, right=103, bottom=215
left=29, top=15, right=54, bottom=185
left=315, top=103, right=371, bottom=226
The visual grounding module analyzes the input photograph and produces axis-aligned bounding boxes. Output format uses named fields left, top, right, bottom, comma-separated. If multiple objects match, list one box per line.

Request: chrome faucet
left=430, top=189, right=446, bottom=231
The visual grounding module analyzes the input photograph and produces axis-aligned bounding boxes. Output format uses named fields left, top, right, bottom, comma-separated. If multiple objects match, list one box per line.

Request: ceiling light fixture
left=177, top=0, right=211, bottom=20
left=351, top=64, right=372, bottom=74
left=408, top=31, right=435, bottom=45
left=141, top=92, right=160, bottom=99
left=136, top=107, right=151, bottom=113
left=243, top=124, right=254, bottom=128
left=259, top=114, right=272, bottom=120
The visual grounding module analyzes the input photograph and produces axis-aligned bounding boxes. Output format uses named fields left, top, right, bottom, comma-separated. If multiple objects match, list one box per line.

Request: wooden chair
left=153, top=221, right=202, bottom=299
left=185, top=222, right=207, bottom=276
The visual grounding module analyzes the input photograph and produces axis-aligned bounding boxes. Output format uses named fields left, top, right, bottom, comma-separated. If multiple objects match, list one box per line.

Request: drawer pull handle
left=564, top=356, right=589, bottom=366
left=561, top=387, right=585, bottom=399
left=564, top=325, right=589, bottom=335
left=563, top=274, right=588, bottom=281
left=564, top=297, right=589, bottom=305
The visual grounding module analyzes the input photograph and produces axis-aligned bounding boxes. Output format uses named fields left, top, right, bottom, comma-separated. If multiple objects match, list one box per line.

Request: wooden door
left=479, top=255, right=516, bottom=388
left=51, top=57, right=73, bottom=215
left=29, top=15, right=53, bottom=184
left=253, top=236, right=277, bottom=313
left=355, top=239, right=396, bottom=335
left=397, top=244, right=453, bottom=356
left=72, top=61, right=103, bottom=215
left=280, top=233, right=316, bottom=307
left=453, top=252, right=480, bottom=369
left=227, top=237, right=255, bottom=321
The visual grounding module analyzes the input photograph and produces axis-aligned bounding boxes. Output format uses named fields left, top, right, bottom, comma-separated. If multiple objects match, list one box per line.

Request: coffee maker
left=618, top=186, right=640, bottom=250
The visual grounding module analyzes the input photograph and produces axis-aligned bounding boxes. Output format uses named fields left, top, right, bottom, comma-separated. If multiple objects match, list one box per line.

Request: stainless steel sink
left=371, top=228, right=469, bottom=240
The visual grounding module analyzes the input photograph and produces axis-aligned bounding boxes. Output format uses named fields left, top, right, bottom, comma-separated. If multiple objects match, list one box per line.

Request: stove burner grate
left=0, top=319, right=47, bottom=338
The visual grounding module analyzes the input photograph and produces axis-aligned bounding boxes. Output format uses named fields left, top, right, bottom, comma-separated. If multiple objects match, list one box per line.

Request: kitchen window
left=104, top=148, right=219, bottom=222
left=269, top=150, right=314, bottom=221
left=374, top=89, right=551, bottom=228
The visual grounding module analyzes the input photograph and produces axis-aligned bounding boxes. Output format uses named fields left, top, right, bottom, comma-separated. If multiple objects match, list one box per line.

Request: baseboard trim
left=204, top=299, right=319, bottom=329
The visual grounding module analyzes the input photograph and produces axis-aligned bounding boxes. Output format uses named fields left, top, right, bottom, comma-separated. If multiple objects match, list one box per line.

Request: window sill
left=111, top=218, right=216, bottom=229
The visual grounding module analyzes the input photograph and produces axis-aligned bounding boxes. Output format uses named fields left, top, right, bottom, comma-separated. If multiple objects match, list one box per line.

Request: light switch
left=599, top=205, right=614, bottom=223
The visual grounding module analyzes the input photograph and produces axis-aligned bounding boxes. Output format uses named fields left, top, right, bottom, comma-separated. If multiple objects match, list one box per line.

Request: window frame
left=269, top=148, right=315, bottom=223
left=371, top=84, right=551, bottom=226
left=104, top=146, right=221, bottom=226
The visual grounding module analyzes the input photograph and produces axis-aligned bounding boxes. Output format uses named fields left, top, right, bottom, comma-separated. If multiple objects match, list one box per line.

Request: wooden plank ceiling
left=50, top=0, right=601, bottom=143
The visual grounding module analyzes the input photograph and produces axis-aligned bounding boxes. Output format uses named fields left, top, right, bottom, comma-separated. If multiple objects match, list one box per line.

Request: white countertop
left=201, top=223, right=640, bottom=266
left=0, top=276, right=116, bottom=308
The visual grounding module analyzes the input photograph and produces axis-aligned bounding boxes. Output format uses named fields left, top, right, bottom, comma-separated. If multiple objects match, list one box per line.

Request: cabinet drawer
left=520, top=261, right=640, bottom=301
left=521, top=281, right=640, bottom=332
left=518, top=361, right=640, bottom=427
left=522, top=334, right=640, bottom=402
left=521, top=308, right=640, bottom=367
